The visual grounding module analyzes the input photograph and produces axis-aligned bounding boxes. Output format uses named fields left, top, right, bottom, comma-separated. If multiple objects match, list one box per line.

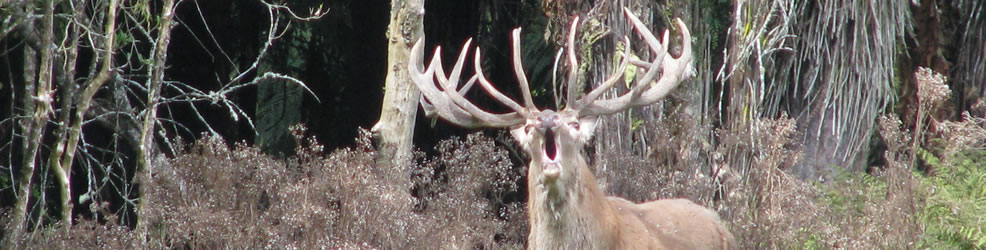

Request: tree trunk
left=135, top=0, right=176, bottom=238
left=46, top=0, right=120, bottom=230
left=7, top=35, right=38, bottom=250
left=371, top=0, right=425, bottom=171
left=7, top=0, right=53, bottom=245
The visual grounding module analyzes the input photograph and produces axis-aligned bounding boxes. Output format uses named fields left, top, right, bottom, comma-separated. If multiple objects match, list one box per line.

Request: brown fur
left=517, top=112, right=735, bottom=250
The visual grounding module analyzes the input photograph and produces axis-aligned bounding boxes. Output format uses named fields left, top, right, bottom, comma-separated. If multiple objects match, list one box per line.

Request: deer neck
left=526, top=154, right=621, bottom=249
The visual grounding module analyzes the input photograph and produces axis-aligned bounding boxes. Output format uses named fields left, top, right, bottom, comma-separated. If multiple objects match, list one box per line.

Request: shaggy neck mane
left=527, top=163, right=621, bottom=249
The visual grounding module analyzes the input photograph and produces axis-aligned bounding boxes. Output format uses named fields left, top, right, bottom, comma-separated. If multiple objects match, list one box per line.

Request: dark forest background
left=1, top=0, right=985, bottom=248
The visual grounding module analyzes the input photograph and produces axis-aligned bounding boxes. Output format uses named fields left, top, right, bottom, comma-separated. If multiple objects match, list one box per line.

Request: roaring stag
left=409, top=8, right=736, bottom=249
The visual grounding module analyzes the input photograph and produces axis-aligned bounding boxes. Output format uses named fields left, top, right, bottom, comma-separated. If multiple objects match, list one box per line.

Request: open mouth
left=544, top=128, right=557, bottom=161
left=541, top=128, right=560, bottom=178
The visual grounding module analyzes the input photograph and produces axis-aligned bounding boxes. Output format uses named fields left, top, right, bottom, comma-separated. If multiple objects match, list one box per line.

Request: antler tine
left=571, top=35, right=632, bottom=111
left=564, top=16, right=580, bottom=109
left=551, top=47, right=565, bottom=108
left=473, top=49, right=530, bottom=115
left=409, top=38, right=525, bottom=128
left=578, top=8, right=693, bottom=117
left=411, top=39, right=455, bottom=119
left=511, top=28, right=536, bottom=111
left=566, top=9, right=660, bottom=113
left=661, top=17, right=694, bottom=81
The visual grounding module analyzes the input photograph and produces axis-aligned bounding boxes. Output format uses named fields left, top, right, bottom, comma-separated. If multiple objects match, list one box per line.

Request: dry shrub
left=140, top=126, right=523, bottom=249
left=589, top=110, right=815, bottom=249
left=716, top=114, right=823, bottom=249
left=5, top=125, right=525, bottom=249
left=715, top=113, right=924, bottom=249
left=413, top=133, right=526, bottom=249
left=593, top=108, right=718, bottom=205
left=144, top=133, right=309, bottom=248
left=3, top=217, right=141, bottom=249
left=916, top=67, right=952, bottom=112
left=937, top=112, right=986, bottom=162
left=806, top=114, right=923, bottom=248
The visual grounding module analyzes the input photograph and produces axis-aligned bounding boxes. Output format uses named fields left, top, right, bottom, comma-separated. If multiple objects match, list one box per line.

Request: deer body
left=409, top=8, right=735, bottom=249
left=529, top=170, right=733, bottom=249
left=519, top=110, right=733, bottom=250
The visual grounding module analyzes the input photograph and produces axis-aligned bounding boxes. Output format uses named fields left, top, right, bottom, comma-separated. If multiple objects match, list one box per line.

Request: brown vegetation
left=6, top=126, right=528, bottom=248
left=6, top=87, right=986, bottom=248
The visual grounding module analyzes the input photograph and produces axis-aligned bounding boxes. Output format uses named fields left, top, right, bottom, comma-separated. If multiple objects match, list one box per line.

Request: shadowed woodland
left=1, top=0, right=985, bottom=248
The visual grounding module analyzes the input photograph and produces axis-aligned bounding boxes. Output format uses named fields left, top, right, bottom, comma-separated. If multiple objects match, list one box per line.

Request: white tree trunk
left=371, top=0, right=425, bottom=171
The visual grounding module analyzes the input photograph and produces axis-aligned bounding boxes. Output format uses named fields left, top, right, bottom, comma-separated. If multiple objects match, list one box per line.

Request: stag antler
left=410, top=7, right=693, bottom=126
left=571, top=7, right=694, bottom=117
left=409, top=34, right=540, bottom=128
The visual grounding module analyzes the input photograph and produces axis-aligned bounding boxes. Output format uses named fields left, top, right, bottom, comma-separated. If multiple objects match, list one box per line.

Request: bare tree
left=133, top=0, right=175, bottom=237
left=0, top=0, right=325, bottom=245
left=371, top=0, right=425, bottom=170
left=49, top=0, right=120, bottom=232
left=8, top=0, right=55, bottom=242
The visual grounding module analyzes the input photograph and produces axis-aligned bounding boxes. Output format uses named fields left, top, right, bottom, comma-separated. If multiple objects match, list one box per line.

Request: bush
left=8, top=127, right=526, bottom=249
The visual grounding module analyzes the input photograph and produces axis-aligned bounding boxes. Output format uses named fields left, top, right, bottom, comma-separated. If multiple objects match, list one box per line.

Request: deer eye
left=568, top=121, right=580, bottom=130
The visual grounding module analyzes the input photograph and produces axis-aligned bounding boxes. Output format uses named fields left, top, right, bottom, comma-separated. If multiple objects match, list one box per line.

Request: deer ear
left=577, top=116, right=598, bottom=143
left=510, top=124, right=532, bottom=151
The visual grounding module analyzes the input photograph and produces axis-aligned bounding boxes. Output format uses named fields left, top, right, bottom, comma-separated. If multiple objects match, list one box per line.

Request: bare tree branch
left=134, top=0, right=177, bottom=238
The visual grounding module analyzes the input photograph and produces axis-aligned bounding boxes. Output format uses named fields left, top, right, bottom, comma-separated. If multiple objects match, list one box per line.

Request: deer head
left=411, top=7, right=732, bottom=249
left=410, top=6, right=692, bottom=192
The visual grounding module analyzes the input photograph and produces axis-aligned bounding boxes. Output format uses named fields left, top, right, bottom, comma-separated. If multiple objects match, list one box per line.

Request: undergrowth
left=916, top=111, right=986, bottom=248
left=919, top=149, right=986, bottom=248
left=5, top=73, right=985, bottom=249
left=6, top=127, right=526, bottom=249
left=6, top=115, right=986, bottom=249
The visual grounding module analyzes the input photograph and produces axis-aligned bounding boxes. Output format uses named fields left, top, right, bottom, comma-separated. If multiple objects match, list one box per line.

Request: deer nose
left=537, top=112, right=559, bottom=129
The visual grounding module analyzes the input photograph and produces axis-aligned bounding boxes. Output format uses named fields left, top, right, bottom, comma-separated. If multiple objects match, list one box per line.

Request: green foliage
left=698, top=0, right=729, bottom=57
left=630, top=118, right=644, bottom=132
left=0, top=172, right=8, bottom=193
left=802, top=146, right=985, bottom=249
left=817, top=166, right=886, bottom=219
left=613, top=41, right=638, bottom=88
left=114, top=30, right=133, bottom=48
left=918, top=146, right=942, bottom=167
left=917, top=149, right=986, bottom=249
left=799, top=228, right=824, bottom=250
